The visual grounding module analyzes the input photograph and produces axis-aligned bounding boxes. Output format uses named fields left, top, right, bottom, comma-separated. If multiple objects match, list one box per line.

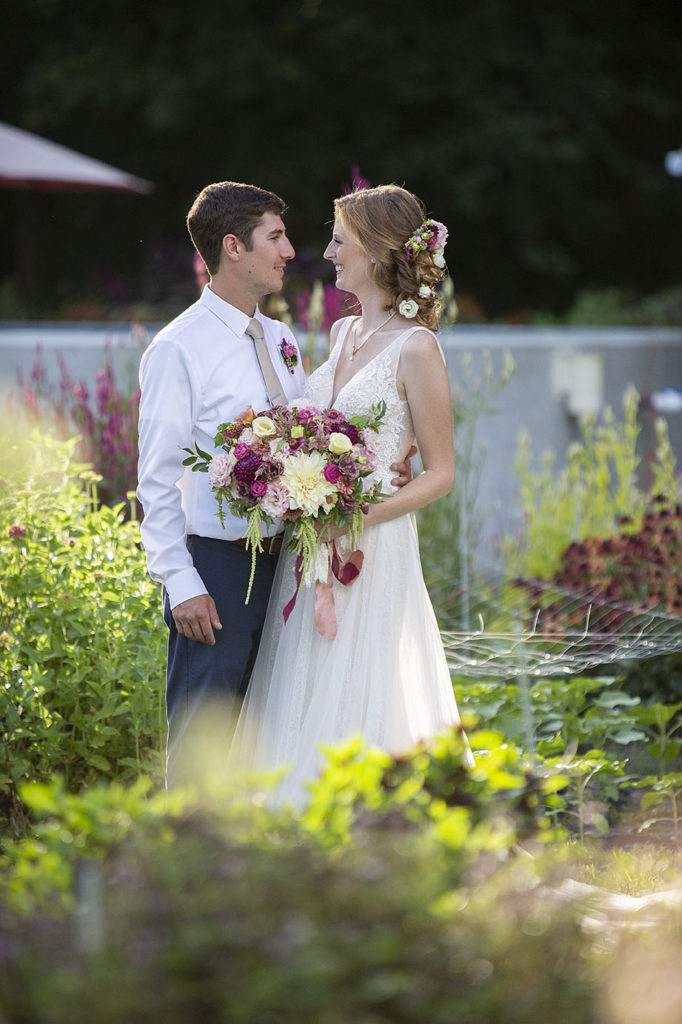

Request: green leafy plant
left=632, top=773, right=682, bottom=850
left=0, top=430, right=166, bottom=833
left=505, top=386, right=679, bottom=581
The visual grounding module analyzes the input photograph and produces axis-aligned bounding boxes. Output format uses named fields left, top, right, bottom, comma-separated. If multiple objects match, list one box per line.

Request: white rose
left=418, top=284, right=432, bottom=298
left=432, top=251, right=446, bottom=269
left=252, top=415, right=276, bottom=438
left=328, top=431, right=353, bottom=455
left=399, top=299, right=419, bottom=319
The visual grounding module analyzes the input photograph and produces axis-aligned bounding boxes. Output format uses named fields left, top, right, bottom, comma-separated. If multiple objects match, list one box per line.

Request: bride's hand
left=390, top=444, right=417, bottom=487
left=315, top=519, right=346, bottom=543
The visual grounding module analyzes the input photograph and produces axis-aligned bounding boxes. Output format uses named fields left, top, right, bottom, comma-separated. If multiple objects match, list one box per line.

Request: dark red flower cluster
left=515, top=495, right=682, bottom=637
left=232, top=453, right=263, bottom=485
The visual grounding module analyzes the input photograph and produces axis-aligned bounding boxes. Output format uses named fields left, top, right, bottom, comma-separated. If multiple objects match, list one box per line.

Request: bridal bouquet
left=182, top=399, right=386, bottom=602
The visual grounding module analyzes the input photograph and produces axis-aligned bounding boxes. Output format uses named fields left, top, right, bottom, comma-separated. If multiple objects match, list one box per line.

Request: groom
left=137, top=180, right=411, bottom=788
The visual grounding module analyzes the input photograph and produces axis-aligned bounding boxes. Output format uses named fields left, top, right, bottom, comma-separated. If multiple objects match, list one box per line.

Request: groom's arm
left=390, top=445, right=417, bottom=487
left=137, top=340, right=222, bottom=644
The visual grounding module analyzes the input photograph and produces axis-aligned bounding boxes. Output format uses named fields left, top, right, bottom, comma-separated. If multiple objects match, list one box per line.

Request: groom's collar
left=200, top=285, right=265, bottom=338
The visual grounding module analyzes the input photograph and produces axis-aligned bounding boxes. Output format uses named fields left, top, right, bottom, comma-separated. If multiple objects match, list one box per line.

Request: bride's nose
left=323, top=241, right=335, bottom=260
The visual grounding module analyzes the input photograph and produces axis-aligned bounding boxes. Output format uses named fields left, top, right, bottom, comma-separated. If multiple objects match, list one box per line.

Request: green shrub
left=0, top=778, right=600, bottom=1024
left=0, top=430, right=166, bottom=833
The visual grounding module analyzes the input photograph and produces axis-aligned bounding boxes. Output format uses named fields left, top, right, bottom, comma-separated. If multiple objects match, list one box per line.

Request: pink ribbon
left=283, top=544, right=364, bottom=639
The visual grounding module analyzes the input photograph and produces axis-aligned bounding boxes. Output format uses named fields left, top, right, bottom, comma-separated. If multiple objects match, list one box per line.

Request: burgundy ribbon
left=282, top=553, right=304, bottom=624
left=282, top=544, right=364, bottom=638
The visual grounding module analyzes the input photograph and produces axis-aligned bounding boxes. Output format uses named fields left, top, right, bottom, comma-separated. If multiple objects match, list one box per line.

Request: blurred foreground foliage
left=0, top=774, right=600, bottom=1024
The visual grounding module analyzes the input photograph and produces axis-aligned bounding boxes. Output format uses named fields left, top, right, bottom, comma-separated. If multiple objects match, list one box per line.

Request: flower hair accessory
left=398, top=299, right=419, bottom=319
left=280, top=338, right=298, bottom=373
left=404, top=218, right=448, bottom=268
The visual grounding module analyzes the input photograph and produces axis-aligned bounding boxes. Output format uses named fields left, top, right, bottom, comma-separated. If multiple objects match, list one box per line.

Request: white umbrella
left=0, top=121, right=153, bottom=193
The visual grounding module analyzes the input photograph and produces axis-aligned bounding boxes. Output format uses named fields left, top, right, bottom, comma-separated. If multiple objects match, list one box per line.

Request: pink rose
left=251, top=480, right=267, bottom=497
left=208, top=452, right=234, bottom=488
left=260, top=481, right=290, bottom=518
left=323, top=463, right=340, bottom=483
left=233, top=443, right=251, bottom=460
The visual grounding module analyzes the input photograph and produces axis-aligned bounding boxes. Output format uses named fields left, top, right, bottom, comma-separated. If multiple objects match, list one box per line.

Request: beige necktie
left=245, top=318, right=286, bottom=407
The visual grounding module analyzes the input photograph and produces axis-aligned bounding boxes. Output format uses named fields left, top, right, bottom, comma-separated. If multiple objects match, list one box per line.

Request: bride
left=229, top=184, right=472, bottom=804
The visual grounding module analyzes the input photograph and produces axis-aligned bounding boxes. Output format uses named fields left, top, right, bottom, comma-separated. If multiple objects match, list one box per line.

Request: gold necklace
left=350, top=312, right=396, bottom=361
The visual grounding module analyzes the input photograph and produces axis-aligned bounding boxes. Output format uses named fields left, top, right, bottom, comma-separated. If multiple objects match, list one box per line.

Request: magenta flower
left=251, top=480, right=268, bottom=497
left=323, top=464, right=341, bottom=483
left=279, top=338, right=298, bottom=373
left=233, top=443, right=251, bottom=460
left=8, top=524, right=27, bottom=539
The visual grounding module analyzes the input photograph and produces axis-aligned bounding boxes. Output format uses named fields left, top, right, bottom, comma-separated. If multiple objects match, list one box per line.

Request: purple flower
left=233, top=443, right=251, bottom=460
left=337, top=455, right=360, bottom=481
left=338, top=422, right=359, bottom=445
left=279, top=338, right=298, bottom=373
left=323, top=464, right=341, bottom=483
left=251, top=480, right=267, bottom=497
left=233, top=454, right=263, bottom=485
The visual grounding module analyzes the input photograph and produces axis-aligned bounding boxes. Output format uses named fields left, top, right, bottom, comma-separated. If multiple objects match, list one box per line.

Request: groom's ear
left=222, top=234, right=242, bottom=262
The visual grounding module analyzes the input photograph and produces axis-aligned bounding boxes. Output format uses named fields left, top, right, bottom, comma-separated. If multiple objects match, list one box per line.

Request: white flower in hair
left=418, top=284, right=432, bottom=298
left=399, top=299, right=419, bottom=319
left=432, top=251, right=446, bottom=269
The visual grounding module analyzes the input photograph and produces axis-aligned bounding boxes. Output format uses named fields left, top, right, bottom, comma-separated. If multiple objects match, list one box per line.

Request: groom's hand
left=390, top=444, right=417, bottom=488
left=172, top=594, right=223, bottom=645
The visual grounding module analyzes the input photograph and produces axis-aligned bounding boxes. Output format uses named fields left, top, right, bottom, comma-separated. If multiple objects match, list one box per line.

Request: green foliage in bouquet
left=0, top=431, right=166, bottom=834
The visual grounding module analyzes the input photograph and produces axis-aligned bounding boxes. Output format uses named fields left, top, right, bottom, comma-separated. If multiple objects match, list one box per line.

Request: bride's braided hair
left=334, top=184, right=447, bottom=330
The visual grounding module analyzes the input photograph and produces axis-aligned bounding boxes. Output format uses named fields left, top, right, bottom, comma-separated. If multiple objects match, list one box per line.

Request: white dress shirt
left=137, top=285, right=306, bottom=609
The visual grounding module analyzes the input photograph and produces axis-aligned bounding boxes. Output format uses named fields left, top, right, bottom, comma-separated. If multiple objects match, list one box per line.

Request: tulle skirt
left=229, top=513, right=471, bottom=806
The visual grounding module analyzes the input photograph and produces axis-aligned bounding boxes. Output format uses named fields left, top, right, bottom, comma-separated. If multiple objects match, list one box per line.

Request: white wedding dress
left=229, top=318, right=471, bottom=805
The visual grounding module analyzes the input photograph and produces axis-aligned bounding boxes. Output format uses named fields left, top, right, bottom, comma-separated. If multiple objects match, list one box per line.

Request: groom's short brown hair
left=187, top=181, right=286, bottom=277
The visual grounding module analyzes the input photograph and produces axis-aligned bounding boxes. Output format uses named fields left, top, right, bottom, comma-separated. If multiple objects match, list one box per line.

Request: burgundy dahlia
left=233, top=454, right=263, bottom=485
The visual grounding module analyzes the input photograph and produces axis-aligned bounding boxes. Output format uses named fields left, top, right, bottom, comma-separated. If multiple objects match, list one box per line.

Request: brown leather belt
left=226, top=534, right=285, bottom=556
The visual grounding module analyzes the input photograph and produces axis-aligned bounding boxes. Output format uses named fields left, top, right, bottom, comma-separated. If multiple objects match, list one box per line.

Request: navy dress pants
left=163, top=535, right=279, bottom=789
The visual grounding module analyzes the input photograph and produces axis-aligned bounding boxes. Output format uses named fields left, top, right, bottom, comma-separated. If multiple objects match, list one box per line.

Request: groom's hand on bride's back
left=172, top=594, right=223, bottom=645
left=390, top=444, right=417, bottom=488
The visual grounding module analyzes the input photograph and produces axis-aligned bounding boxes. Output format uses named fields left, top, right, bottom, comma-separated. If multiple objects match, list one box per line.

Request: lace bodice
left=305, top=318, right=430, bottom=493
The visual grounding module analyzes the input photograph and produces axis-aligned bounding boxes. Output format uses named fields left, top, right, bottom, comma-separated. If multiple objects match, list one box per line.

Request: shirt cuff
left=164, top=566, right=209, bottom=611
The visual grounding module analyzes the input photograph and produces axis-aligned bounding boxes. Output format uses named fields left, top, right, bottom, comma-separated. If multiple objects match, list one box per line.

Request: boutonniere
left=280, top=338, right=298, bottom=373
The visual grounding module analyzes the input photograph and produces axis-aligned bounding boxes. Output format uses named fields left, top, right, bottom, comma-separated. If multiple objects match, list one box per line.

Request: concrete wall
left=440, top=326, right=682, bottom=566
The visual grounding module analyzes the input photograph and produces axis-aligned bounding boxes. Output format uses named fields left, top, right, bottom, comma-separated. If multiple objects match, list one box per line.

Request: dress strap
left=392, top=325, right=446, bottom=365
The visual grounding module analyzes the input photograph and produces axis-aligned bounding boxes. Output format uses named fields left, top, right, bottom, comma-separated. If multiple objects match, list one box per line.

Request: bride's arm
left=361, top=330, right=454, bottom=528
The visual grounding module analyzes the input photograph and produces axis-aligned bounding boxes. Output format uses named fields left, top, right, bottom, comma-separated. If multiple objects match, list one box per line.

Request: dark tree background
left=1, top=0, right=680, bottom=319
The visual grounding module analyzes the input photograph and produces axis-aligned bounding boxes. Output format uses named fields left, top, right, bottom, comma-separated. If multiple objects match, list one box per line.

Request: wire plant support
left=441, top=576, right=682, bottom=680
